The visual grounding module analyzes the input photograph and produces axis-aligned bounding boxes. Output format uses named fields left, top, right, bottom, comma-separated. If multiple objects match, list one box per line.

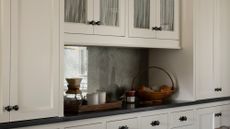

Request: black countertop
left=1, top=97, right=230, bottom=129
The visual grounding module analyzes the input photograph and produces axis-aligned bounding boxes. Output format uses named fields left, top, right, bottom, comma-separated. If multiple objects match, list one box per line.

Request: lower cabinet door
left=197, top=106, right=219, bottom=129
left=140, top=114, right=168, bottom=129
left=65, top=123, right=104, bottom=129
left=107, top=118, right=138, bottom=129
left=171, top=125, right=194, bottom=129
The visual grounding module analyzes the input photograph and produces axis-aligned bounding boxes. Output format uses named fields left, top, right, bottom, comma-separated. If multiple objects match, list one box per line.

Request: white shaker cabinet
left=0, top=0, right=60, bottom=122
left=149, top=0, right=230, bottom=101
left=64, top=0, right=125, bottom=36
left=214, top=0, right=230, bottom=98
left=129, top=0, right=179, bottom=40
left=0, top=0, right=10, bottom=123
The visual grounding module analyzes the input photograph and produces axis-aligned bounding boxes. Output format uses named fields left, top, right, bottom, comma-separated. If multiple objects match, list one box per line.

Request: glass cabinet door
left=64, top=0, right=94, bottom=34
left=94, top=0, right=125, bottom=36
left=156, top=0, right=179, bottom=40
left=129, top=0, right=156, bottom=38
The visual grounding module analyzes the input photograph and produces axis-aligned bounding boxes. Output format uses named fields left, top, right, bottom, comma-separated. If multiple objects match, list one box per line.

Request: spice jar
left=126, top=90, right=136, bottom=104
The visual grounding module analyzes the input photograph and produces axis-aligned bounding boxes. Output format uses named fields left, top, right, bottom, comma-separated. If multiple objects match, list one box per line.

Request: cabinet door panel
left=156, top=0, right=179, bottom=40
left=94, top=0, right=125, bottom=36
left=10, top=0, right=59, bottom=121
left=195, top=0, right=216, bottom=100
left=220, top=105, right=230, bottom=127
left=214, top=0, right=230, bottom=97
left=65, top=123, right=104, bottom=129
left=64, top=0, right=94, bottom=34
left=197, top=107, right=218, bottom=129
left=128, top=0, right=156, bottom=38
left=0, top=0, right=10, bottom=123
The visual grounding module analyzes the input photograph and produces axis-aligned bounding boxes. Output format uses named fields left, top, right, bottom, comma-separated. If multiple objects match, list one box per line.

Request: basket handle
left=131, top=66, right=175, bottom=90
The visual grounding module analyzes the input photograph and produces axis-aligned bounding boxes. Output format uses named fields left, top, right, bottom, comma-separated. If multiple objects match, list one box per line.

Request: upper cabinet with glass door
left=64, top=0, right=125, bottom=36
left=129, top=0, right=179, bottom=40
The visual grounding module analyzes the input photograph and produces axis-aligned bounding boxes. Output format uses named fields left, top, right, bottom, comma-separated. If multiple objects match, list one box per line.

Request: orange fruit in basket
left=160, top=85, right=172, bottom=92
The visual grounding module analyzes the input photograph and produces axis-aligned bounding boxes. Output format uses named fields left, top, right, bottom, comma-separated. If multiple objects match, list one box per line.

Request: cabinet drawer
left=65, top=123, right=104, bottom=129
left=170, top=110, right=194, bottom=128
left=107, top=118, right=138, bottom=129
left=140, top=114, right=168, bottom=129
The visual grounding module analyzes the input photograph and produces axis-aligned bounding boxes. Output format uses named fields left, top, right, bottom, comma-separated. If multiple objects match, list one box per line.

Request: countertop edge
left=1, top=97, right=230, bottom=129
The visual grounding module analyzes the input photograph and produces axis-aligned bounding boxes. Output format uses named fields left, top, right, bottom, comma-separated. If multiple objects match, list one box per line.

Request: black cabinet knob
left=215, top=88, right=222, bottom=92
left=13, top=105, right=19, bottom=111
left=215, top=112, right=222, bottom=117
left=95, top=21, right=101, bottom=25
left=179, top=116, right=187, bottom=121
left=119, top=125, right=128, bottom=129
left=152, top=26, right=162, bottom=31
left=88, top=20, right=95, bottom=25
left=151, top=120, right=160, bottom=126
left=4, top=106, right=13, bottom=112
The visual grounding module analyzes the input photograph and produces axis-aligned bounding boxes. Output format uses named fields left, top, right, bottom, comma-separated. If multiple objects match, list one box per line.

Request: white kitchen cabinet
left=197, top=104, right=230, bottom=129
left=64, top=123, right=104, bottom=129
left=107, top=118, right=138, bottom=129
left=129, top=0, right=179, bottom=40
left=170, top=110, right=194, bottom=128
left=0, top=0, right=10, bottom=123
left=149, top=0, right=230, bottom=101
left=214, top=0, right=230, bottom=98
left=140, top=114, right=168, bottom=129
left=171, top=125, right=194, bottom=129
left=64, top=0, right=125, bottom=36
left=15, top=125, right=59, bottom=129
left=0, top=0, right=60, bottom=122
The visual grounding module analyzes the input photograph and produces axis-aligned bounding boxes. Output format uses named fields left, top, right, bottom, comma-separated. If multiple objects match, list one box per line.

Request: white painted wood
left=0, top=0, right=10, bottom=123
left=10, top=0, right=60, bottom=121
left=15, top=124, right=59, bottom=129
left=194, top=0, right=216, bottom=100
left=214, top=0, right=230, bottom=98
left=64, top=123, right=104, bottom=129
left=220, top=105, right=230, bottom=127
left=128, top=0, right=156, bottom=38
left=156, top=0, right=180, bottom=40
left=107, top=118, right=138, bottom=129
left=170, top=110, right=194, bottom=128
left=171, top=125, right=194, bottom=129
left=140, top=114, right=168, bottom=129
left=64, top=0, right=94, bottom=34
left=64, top=33, right=180, bottom=49
left=197, top=106, right=219, bottom=129
left=94, top=0, right=125, bottom=36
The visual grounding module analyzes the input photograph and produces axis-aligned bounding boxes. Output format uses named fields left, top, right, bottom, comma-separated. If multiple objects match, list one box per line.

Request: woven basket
left=132, top=66, right=176, bottom=103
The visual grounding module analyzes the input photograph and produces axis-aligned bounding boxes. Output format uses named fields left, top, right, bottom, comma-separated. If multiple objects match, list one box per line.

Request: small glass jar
left=126, top=90, right=136, bottom=104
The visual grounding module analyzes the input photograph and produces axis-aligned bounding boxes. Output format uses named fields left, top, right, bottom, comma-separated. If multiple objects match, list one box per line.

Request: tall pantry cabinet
left=149, top=0, right=230, bottom=101
left=0, top=0, right=60, bottom=122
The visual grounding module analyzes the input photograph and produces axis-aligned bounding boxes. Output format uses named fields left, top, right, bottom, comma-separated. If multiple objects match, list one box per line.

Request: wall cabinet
left=64, top=0, right=125, bottom=36
left=129, top=0, right=179, bottom=40
left=0, top=0, right=60, bottom=122
left=63, top=0, right=180, bottom=49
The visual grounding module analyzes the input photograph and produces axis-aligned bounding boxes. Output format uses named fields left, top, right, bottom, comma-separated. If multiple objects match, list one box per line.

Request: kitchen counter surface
left=1, top=97, right=230, bottom=129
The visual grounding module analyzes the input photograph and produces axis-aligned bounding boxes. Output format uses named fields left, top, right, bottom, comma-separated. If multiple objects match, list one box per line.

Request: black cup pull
left=13, top=105, right=19, bottom=111
left=151, top=120, right=160, bottom=126
left=179, top=116, right=187, bottom=121
left=119, top=125, right=128, bottom=129
left=4, top=106, right=13, bottom=112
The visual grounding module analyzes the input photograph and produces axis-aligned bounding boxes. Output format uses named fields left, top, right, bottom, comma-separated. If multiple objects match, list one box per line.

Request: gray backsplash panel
left=88, top=47, right=148, bottom=100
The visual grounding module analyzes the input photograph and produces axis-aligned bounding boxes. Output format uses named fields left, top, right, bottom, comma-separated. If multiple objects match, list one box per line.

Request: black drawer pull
left=119, top=125, right=128, bottom=129
left=179, top=116, right=187, bottom=121
left=215, top=113, right=222, bottom=117
left=151, top=120, right=160, bottom=126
